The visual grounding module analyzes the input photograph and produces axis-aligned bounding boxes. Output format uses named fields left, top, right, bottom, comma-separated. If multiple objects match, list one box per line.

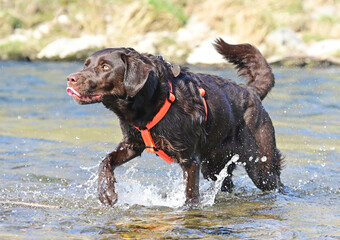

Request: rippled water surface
left=1, top=61, right=339, bottom=239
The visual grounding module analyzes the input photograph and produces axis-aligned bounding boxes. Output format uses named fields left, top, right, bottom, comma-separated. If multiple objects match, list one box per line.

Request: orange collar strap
left=135, top=82, right=208, bottom=164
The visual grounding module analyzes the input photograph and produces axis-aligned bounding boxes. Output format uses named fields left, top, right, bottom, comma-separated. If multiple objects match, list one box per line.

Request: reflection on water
left=0, top=61, right=339, bottom=238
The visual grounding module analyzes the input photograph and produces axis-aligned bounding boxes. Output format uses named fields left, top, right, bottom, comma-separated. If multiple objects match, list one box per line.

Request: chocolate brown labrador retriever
left=66, top=38, right=283, bottom=206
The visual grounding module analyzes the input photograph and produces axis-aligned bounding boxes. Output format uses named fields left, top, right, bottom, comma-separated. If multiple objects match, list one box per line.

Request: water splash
left=79, top=164, right=99, bottom=201
left=80, top=162, right=186, bottom=208
left=201, top=154, right=239, bottom=206
left=116, top=163, right=186, bottom=208
left=78, top=155, right=243, bottom=208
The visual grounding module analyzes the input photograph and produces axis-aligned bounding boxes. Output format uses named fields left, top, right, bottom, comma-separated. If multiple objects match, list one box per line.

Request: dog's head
left=66, top=48, right=158, bottom=105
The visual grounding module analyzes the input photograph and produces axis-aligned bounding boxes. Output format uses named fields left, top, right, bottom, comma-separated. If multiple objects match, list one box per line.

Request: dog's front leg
left=181, top=158, right=200, bottom=206
left=98, top=142, right=142, bottom=206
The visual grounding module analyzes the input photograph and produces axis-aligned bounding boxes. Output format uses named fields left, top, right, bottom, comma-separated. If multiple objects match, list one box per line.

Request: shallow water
left=1, top=61, right=339, bottom=239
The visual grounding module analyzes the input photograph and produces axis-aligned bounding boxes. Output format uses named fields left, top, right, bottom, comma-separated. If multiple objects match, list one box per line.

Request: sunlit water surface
left=1, top=61, right=339, bottom=239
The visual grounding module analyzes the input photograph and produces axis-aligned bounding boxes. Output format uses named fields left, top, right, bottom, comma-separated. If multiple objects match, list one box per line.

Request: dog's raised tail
left=213, top=38, right=274, bottom=100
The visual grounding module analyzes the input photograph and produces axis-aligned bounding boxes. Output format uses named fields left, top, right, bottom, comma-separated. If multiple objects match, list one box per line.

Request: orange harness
left=135, top=82, right=208, bottom=163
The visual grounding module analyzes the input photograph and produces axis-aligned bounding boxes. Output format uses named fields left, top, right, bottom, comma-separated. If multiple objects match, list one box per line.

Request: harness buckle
left=168, top=91, right=175, bottom=103
left=145, top=146, right=157, bottom=153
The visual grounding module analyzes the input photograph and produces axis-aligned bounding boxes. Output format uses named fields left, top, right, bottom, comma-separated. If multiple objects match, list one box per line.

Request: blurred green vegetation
left=0, top=0, right=339, bottom=60
left=148, top=0, right=187, bottom=25
left=335, top=50, right=340, bottom=57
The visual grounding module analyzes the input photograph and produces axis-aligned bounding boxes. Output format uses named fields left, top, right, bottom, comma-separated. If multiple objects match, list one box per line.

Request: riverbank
left=1, top=0, right=340, bottom=66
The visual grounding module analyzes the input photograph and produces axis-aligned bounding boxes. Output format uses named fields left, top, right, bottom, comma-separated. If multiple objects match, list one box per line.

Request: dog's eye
left=102, top=64, right=110, bottom=71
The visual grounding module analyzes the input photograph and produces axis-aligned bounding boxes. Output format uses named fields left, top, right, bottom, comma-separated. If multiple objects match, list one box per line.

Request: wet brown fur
left=66, top=38, right=283, bottom=206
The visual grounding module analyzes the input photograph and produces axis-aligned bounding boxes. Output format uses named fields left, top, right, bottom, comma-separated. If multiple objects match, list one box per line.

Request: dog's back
left=213, top=38, right=274, bottom=100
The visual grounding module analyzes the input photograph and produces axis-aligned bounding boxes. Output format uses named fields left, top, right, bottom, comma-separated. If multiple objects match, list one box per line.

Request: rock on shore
left=37, top=35, right=107, bottom=60
left=1, top=18, right=340, bottom=65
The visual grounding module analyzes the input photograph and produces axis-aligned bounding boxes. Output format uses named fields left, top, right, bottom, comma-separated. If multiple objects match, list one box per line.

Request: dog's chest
left=153, top=134, right=177, bottom=153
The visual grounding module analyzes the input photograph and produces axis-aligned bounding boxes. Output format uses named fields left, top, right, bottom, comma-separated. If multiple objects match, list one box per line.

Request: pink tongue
left=66, top=87, right=81, bottom=97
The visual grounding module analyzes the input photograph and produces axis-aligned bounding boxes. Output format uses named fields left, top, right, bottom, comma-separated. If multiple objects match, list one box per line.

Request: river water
left=0, top=61, right=339, bottom=239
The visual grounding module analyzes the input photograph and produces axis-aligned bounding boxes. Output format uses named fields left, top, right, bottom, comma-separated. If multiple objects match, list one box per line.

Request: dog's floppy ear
left=122, top=53, right=153, bottom=97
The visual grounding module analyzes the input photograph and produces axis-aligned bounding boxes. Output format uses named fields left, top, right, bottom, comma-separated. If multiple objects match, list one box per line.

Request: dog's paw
left=98, top=174, right=118, bottom=206
left=98, top=159, right=118, bottom=206
left=221, top=176, right=234, bottom=193
left=184, top=197, right=200, bottom=209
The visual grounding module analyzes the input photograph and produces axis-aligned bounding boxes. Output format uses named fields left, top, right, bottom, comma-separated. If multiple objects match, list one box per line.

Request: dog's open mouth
left=66, top=87, right=102, bottom=104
